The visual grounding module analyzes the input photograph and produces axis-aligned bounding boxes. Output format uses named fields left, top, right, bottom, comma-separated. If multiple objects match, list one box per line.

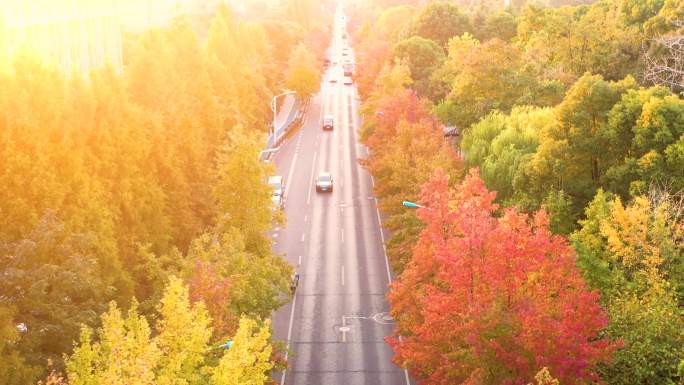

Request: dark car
left=290, top=272, right=300, bottom=293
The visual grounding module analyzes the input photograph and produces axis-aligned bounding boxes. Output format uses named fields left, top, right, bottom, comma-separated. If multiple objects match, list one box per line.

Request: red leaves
left=388, top=169, right=614, bottom=385
left=365, top=89, right=436, bottom=152
left=189, top=260, right=237, bottom=339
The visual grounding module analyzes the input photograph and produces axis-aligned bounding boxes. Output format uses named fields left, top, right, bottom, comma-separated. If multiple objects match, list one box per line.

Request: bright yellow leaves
left=211, top=318, right=273, bottom=385
left=601, top=197, right=663, bottom=281
left=66, top=277, right=276, bottom=385
left=600, top=195, right=683, bottom=286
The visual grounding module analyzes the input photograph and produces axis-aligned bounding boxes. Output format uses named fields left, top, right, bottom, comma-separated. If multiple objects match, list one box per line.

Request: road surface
left=270, top=5, right=410, bottom=385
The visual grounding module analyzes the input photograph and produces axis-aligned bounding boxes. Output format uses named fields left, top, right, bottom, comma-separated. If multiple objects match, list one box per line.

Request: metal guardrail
left=260, top=98, right=310, bottom=162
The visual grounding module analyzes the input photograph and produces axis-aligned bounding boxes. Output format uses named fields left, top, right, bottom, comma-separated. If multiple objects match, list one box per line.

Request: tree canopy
left=389, top=170, right=614, bottom=384
left=0, top=3, right=316, bottom=382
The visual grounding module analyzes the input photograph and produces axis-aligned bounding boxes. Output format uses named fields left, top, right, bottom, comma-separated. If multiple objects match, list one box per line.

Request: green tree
left=211, top=318, right=274, bottom=385
left=477, top=11, right=518, bottom=42
left=523, top=74, right=637, bottom=216
left=0, top=212, right=115, bottom=377
left=436, top=38, right=547, bottom=128
left=0, top=305, right=40, bottom=385
left=187, top=230, right=291, bottom=320
left=571, top=189, right=616, bottom=294
left=461, top=106, right=553, bottom=205
left=285, top=43, right=321, bottom=99
left=406, top=1, right=471, bottom=47
left=603, top=283, right=684, bottom=385
left=213, top=125, right=278, bottom=255
left=517, top=3, right=642, bottom=82
left=542, top=189, right=577, bottom=235
left=644, top=0, right=684, bottom=36
left=602, top=86, right=684, bottom=197
left=206, top=5, right=271, bottom=130
left=393, top=36, right=444, bottom=96
left=375, top=5, right=417, bottom=43
left=572, top=191, right=684, bottom=384
left=620, top=0, right=665, bottom=25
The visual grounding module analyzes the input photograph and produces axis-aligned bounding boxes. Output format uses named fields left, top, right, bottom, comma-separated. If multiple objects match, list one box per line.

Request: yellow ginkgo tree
left=65, top=278, right=278, bottom=385
left=573, top=189, right=684, bottom=384
left=211, top=318, right=273, bottom=385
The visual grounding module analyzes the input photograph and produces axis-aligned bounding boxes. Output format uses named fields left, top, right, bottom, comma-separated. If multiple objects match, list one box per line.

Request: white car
left=268, top=176, right=284, bottom=209
left=272, top=194, right=284, bottom=210
left=343, top=76, right=353, bottom=85
left=268, top=176, right=283, bottom=197
left=315, top=172, right=333, bottom=193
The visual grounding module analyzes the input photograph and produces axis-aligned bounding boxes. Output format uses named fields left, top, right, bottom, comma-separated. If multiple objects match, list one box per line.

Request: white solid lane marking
left=301, top=233, right=306, bottom=242
left=341, top=265, right=345, bottom=286
left=298, top=255, right=302, bottom=265
left=280, top=292, right=298, bottom=385
left=341, top=228, right=344, bottom=244
left=370, top=166, right=413, bottom=385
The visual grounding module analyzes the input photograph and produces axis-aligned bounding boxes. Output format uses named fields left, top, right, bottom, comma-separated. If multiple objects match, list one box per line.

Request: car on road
left=315, top=172, right=334, bottom=192
left=268, top=176, right=284, bottom=209
left=343, top=76, right=353, bottom=85
left=323, top=114, right=334, bottom=130
left=268, top=175, right=284, bottom=196
left=290, top=272, right=300, bottom=293
left=343, top=62, right=354, bottom=77
left=271, top=194, right=284, bottom=210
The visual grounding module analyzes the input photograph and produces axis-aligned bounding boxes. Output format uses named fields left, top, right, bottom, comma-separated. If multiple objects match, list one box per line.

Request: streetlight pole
left=270, top=90, right=296, bottom=147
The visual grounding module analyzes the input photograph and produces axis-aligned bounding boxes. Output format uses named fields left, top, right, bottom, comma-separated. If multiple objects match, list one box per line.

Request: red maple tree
left=388, top=169, right=614, bottom=385
left=364, top=88, right=436, bottom=152
left=189, top=260, right=237, bottom=339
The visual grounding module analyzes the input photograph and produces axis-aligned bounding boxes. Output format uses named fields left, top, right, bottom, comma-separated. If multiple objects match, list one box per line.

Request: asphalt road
left=270, top=5, right=410, bottom=385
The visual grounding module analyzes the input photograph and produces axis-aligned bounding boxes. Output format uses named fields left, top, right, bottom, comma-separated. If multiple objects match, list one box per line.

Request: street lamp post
left=271, top=90, right=296, bottom=147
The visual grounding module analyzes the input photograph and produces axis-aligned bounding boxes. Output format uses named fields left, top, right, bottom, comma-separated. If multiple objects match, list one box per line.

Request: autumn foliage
left=359, top=65, right=462, bottom=271
left=388, top=169, right=615, bottom=384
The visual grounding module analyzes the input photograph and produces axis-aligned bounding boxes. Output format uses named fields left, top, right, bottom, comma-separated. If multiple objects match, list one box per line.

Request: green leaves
left=213, top=125, right=276, bottom=254
left=393, top=36, right=444, bottom=96
left=187, top=232, right=291, bottom=321
left=572, top=190, right=684, bottom=384
left=435, top=37, right=553, bottom=128
left=405, top=1, right=471, bottom=47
